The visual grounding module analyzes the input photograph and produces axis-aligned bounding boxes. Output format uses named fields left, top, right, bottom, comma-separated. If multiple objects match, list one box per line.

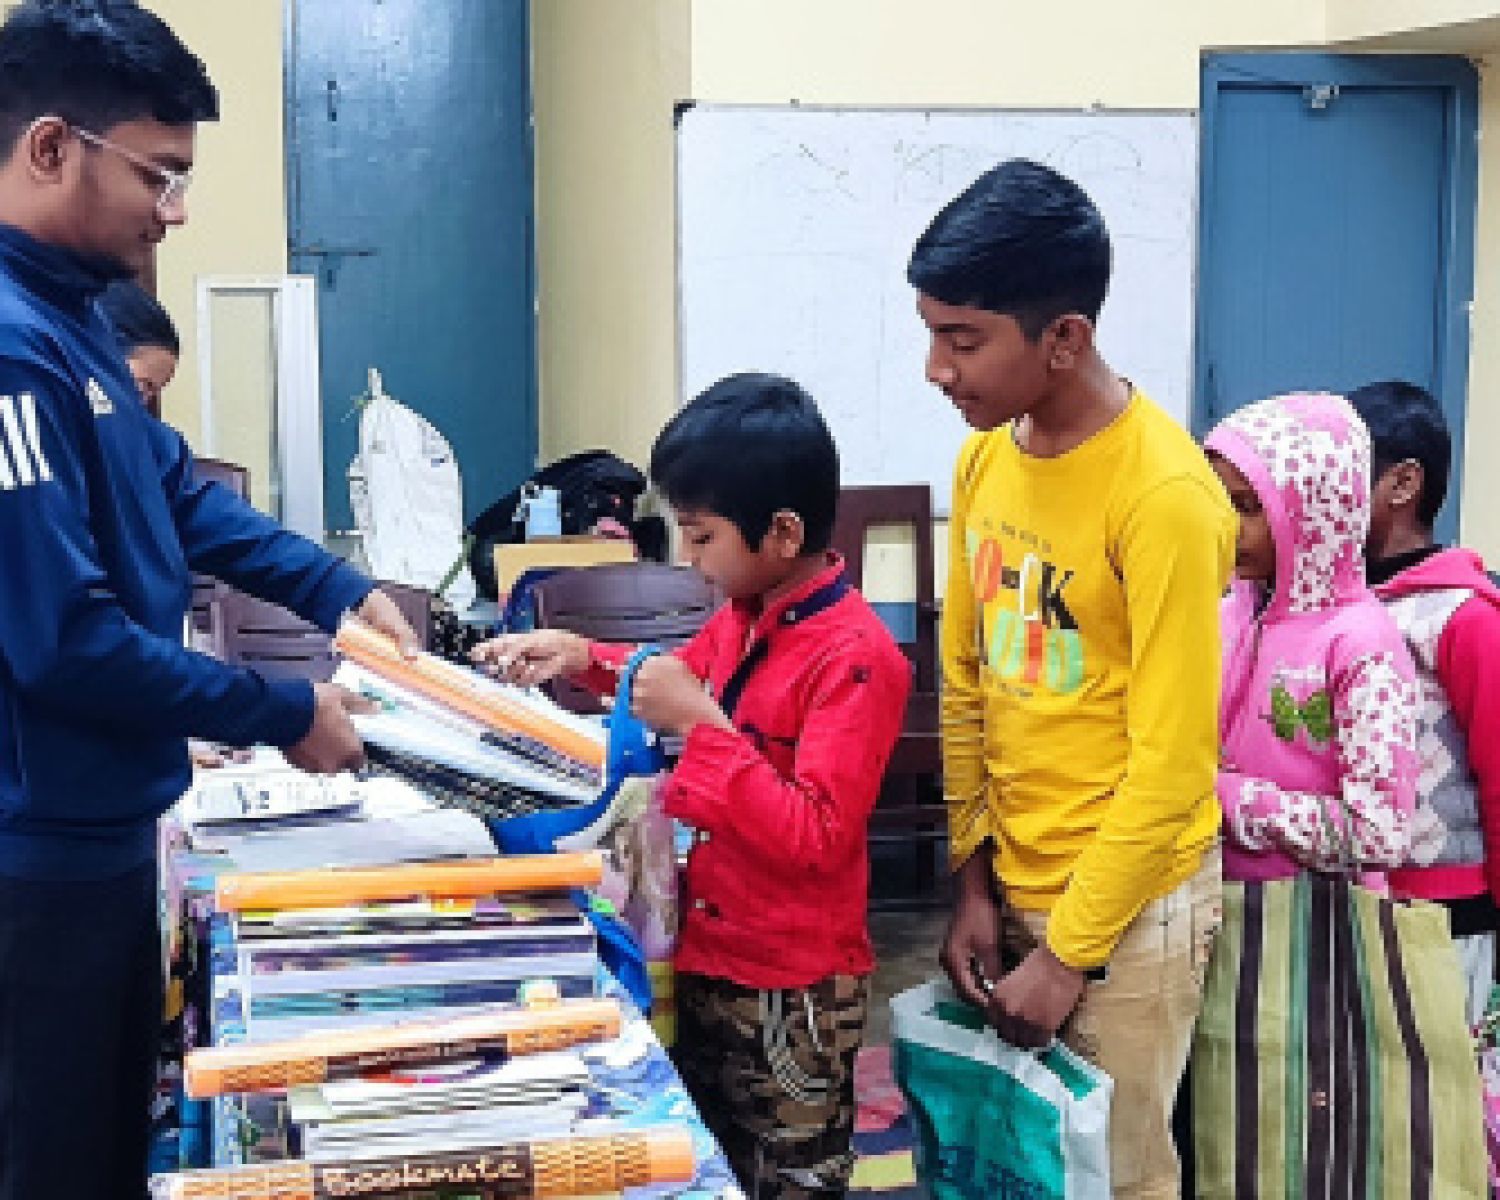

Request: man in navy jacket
left=0, top=5, right=419, bottom=1195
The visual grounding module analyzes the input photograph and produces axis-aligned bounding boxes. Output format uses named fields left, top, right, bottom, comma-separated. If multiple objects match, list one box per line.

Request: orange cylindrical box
left=184, top=997, right=623, bottom=1098
left=213, top=851, right=604, bottom=912
left=334, top=619, right=605, bottom=772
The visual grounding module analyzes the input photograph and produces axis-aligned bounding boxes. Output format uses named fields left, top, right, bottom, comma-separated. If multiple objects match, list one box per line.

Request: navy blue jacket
left=0, top=223, right=373, bottom=881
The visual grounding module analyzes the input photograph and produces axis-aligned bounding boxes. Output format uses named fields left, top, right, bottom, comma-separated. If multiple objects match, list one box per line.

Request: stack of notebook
left=333, top=619, right=606, bottom=822
left=287, top=1053, right=594, bottom=1160
left=195, top=854, right=613, bottom=1169
left=210, top=855, right=606, bottom=1043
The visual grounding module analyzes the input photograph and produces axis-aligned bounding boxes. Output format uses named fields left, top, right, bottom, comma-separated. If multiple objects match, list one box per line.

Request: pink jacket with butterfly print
left=1205, top=393, right=1419, bottom=883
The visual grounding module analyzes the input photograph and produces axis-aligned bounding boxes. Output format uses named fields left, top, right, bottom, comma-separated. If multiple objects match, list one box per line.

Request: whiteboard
left=677, top=105, right=1198, bottom=508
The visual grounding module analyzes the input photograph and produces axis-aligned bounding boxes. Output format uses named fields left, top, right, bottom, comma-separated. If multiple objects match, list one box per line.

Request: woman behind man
left=98, top=278, right=178, bottom=417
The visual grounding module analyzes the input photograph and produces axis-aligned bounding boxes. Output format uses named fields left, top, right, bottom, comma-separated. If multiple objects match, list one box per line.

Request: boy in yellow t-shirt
left=909, top=159, right=1235, bottom=1198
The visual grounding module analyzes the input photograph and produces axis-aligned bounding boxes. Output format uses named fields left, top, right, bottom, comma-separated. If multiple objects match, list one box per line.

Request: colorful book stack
left=333, top=619, right=607, bottom=822
left=210, top=855, right=606, bottom=1042
left=186, top=1000, right=621, bottom=1164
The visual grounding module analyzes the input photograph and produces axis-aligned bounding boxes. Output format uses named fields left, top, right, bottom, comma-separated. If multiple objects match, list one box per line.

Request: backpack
left=466, top=450, right=648, bottom=599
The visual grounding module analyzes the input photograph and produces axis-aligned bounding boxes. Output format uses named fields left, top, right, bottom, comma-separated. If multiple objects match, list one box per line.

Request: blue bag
left=488, top=648, right=667, bottom=1011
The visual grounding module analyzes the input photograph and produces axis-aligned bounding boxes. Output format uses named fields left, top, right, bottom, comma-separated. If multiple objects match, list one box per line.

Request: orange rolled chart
left=184, top=997, right=624, bottom=1099
left=333, top=619, right=605, bottom=773
left=150, top=1127, right=697, bottom=1199
left=213, top=852, right=605, bottom=913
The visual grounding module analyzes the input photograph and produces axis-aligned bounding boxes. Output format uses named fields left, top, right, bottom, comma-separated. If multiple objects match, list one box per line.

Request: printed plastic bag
left=892, top=978, right=1111, bottom=1199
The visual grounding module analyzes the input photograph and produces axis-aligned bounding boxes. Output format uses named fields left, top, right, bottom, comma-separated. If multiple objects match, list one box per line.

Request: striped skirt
left=1192, top=874, right=1487, bottom=1198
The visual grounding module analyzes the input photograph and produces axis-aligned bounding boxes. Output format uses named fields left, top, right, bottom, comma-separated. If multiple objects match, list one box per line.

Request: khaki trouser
left=1007, top=847, right=1222, bottom=1199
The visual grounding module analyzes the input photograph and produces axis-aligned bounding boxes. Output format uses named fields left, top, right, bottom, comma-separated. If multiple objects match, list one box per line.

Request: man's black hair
left=1347, top=380, right=1451, bottom=529
left=650, top=372, right=839, bottom=554
left=907, top=158, right=1112, bottom=338
left=0, top=0, right=218, bottom=153
left=97, top=279, right=178, bottom=356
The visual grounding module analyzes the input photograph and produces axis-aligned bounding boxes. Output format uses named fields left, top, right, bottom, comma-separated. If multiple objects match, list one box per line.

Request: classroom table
left=150, top=800, right=743, bottom=1198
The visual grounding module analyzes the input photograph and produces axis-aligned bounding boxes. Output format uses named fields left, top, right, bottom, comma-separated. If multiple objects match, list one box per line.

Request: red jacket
left=1376, top=549, right=1500, bottom=904
left=584, top=555, right=911, bottom=988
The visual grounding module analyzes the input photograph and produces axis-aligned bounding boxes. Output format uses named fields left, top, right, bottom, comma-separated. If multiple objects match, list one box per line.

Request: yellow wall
left=530, top=0, right=692, bottom=470
left=1330, top=0, right=1500, bottom=42
left=144, top=0, right=287, bottom=449
left=689, top=0, right=1324, bottom=107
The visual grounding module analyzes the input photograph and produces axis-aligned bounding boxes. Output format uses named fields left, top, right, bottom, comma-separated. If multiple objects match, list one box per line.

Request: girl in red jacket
left=476, top=373, right=912, bottom=1198
left=1351, top=381, right=1500, bottom=1026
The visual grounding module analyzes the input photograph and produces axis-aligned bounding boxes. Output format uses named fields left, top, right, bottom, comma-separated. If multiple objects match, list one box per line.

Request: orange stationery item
left=334, top=618, right=605, bottom=772
left=213, top=852, right=605, bottom=913
left=183, top=997, right=622, bottom=1098
left=151, top=1127, right=697, bottom=1198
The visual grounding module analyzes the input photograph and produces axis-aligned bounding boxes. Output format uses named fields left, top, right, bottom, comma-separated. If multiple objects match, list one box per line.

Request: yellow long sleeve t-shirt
left=943, top=390, right=1235, bottom=969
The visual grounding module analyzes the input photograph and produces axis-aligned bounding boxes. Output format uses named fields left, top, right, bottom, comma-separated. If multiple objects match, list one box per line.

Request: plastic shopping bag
left=891, top=978, right=1111, bottom=1199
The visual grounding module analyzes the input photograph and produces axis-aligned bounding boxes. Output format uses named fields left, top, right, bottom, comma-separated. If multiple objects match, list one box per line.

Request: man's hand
left=984, top=944, right=1086, bottom=1049
left=471, top=630, right=589, bottom=688
left=631, top=654, right=730, bottom=738
left=940, top=848, right=1005, bottom=1012
left=284, top=683, right=375, bottom=774
left=357, top=589, right=422, bottom=659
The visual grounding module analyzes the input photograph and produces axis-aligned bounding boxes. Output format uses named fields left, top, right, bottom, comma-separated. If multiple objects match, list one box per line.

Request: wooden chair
left=530, top=563, right=719, bottom=713
left=188, top=458, right=252, bottom=639
left=532, top=562, right=718, bottom=646
left=208, top=589, right=337, bottom=684
left=829, top=484, right=946, bottom=908
left=376, top=580, right=435, bottom=652
left=193, top=456, right=250, bottom=499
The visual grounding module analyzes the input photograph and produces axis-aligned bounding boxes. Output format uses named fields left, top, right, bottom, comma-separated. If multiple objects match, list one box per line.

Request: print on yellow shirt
left=968, top=524, right=1084, bottom=697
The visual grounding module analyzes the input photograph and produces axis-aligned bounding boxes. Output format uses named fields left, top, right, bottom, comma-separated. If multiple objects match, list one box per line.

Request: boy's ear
left=767, top=510, right=806, bottom=558
left=1045, top=314, right=1096, bottom=371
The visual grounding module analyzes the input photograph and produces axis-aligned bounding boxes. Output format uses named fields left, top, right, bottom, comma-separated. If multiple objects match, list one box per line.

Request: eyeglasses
left=73, top=126, right=192, bottom=214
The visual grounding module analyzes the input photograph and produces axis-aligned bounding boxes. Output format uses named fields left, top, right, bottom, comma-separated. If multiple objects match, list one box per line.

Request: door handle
left=290, top=246, right=377, bottom=292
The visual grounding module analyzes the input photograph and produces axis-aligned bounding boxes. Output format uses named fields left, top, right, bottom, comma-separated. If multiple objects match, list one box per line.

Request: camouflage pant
left=672, top=972, right=869, bottom=1199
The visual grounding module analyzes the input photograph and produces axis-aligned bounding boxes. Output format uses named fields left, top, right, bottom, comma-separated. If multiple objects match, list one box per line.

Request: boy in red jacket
left=475, top=373, right=911, bottom=1198
left=1351, top=380, right=1500, bottom=1024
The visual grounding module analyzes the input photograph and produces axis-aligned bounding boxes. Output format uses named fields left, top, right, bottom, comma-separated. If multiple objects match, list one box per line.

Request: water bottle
left=519, top=483, right=562, bottom=540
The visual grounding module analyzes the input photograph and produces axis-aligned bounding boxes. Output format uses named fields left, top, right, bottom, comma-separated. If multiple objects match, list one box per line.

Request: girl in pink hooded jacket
left=1204, top=392, right=1419, bottom=881
left=1192, top=394, right=1494, bottom=1197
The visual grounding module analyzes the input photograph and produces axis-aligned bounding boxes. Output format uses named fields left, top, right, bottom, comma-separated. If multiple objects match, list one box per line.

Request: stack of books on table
left=210, top=854, right=608, bottom=1043
left=171, top=968, right=703, bottom=1195
left=196, top=853, right=610, bottom=1168
left=332, top=618, right=608, bottom=823
left=154, top=757, right=503, bottom=1173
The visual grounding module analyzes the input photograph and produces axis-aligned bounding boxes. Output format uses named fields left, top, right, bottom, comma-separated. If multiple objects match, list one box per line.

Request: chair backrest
left=829, top=483, right=937, bottom=692
left=193, top=456, right=250, bottom=499
left=376, top=580, right=435, bottom=651
left=530, top=563, right=718, bottom=715
left=531, top=563, right=719, bottom=647
left=188, top=458, right=251, bottom=636
left=189, top=577, right=222, bottom=641
left=209, top=589, right=337, bottom=684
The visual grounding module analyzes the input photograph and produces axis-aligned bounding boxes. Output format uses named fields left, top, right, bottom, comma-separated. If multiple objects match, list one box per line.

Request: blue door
left=1197, top=55, right=1477, bottom=541
left=287, top=0, right=536, bottom=534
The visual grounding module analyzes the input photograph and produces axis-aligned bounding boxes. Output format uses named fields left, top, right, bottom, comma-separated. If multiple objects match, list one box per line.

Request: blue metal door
left=287, top=0, right=536, bottom=534
left=1197, top=55, right=1477, bottom=540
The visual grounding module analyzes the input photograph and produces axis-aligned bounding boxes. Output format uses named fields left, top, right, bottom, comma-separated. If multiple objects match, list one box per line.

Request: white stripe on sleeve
left=0, top=398, right=15, bottom=490
left=0, top=394, right=31, bottom=487
left=17, top=393, right=51, bottom=483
